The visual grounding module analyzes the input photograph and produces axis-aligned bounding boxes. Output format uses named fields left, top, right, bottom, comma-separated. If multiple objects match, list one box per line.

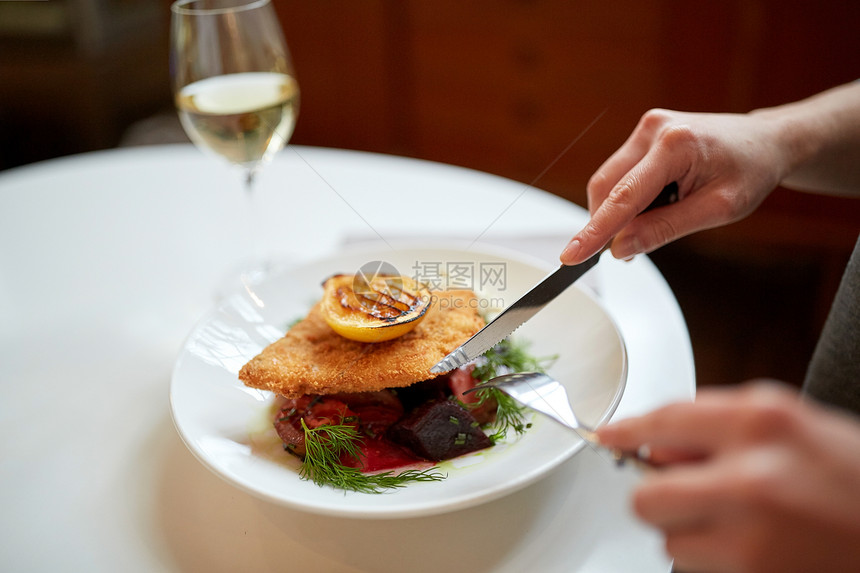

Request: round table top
left=0, top=145, right=694, bottom=572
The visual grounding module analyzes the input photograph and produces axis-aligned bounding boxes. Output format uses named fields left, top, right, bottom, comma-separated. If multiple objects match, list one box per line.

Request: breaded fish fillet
left=239, top=289, right=484, bottom=398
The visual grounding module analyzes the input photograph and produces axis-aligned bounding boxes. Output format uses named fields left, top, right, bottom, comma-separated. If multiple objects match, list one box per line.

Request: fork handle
left=646, top=182, right=680, bottom=211
left=608, top=447, right=656, bottom=471
left=580, top=429, right=656, bottom=470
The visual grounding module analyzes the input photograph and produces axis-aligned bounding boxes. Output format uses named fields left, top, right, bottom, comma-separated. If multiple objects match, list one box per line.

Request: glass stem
left=243, top=168, right=268, bottom=274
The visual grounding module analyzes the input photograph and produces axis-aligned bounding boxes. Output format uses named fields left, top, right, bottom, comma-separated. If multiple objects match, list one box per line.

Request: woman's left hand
left=596, top=381, right=860, bottom=573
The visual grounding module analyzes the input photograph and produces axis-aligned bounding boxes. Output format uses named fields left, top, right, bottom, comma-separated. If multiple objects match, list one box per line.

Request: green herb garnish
left=470, top=338, right=557, bottom=442
left=471, top=337, right=557, bottom=382
left=299, top=419, right=445, bottom=493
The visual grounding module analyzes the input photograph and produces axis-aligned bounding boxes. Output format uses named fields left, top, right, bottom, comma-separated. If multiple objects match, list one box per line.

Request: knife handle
left=644, top=182, right=680, bottom=212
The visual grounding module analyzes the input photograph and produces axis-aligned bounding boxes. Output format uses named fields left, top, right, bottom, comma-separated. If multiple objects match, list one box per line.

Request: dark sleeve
left=803, top=235, right=860, bottom=415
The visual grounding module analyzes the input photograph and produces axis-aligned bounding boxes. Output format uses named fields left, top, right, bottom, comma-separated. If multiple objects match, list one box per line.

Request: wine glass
left=170, top=0, right=299, bottom=291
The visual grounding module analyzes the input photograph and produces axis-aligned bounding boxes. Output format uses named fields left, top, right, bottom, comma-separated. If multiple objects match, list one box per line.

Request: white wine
left=176, top=72, right=299, bottom=168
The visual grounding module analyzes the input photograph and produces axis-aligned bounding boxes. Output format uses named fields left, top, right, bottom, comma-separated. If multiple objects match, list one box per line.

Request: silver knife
left=429, top=182, right=679, bottom=374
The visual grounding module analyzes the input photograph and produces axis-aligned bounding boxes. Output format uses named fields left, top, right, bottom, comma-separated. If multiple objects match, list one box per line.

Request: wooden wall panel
left=273, top=1, right=396, bottom=153
left=402, top=1, right=666, bottom=206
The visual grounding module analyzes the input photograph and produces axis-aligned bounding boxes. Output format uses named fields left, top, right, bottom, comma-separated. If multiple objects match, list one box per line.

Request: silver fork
left=464, top=372, right=652, bottom=469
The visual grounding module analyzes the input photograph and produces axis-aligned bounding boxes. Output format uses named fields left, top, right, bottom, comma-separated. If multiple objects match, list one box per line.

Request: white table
left=0, top=145, right=694, bottom=572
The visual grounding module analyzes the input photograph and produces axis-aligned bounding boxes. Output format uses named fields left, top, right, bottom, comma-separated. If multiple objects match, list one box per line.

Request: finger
left=561, top=155, right=681, bottom=265
left=635, top=463, right=760, bottom=573
left=586, top=109, right=678, bottom=215
left=608, top=181, right=751, bottom=259
left=562, top=110, right=690, bottom=264
left=634, top=465, right=729, bottom=529
left=586, top=132, right=654, bottom=214
left=644, top=445, right=709, bottom=467
left=595, top=391, right=746, bottom=454
left=598, top=382, right=807, bottom=458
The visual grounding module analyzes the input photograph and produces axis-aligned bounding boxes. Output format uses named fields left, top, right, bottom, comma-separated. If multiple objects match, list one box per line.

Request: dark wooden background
left=2, top=0, right=858, bottom=387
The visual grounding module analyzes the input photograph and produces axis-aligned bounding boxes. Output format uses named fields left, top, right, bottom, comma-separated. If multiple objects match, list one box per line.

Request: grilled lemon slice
left=320, top=273, right=432, bottom=342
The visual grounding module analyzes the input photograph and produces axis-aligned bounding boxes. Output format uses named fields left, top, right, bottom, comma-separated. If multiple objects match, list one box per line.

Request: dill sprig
left=484, top=391, right=530, bottom=442
left=299, top=419, right=445, bottom=493
left=470, top=338, right=558, bottom=442
left=471, top=337, right=557, bottom=382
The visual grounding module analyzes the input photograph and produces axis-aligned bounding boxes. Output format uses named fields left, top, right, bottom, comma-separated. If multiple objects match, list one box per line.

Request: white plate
left=170, top=244, right=627, bottom=519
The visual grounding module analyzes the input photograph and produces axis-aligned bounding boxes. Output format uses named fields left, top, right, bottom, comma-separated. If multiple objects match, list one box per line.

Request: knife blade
left=429, top=182, right=679, bottom=374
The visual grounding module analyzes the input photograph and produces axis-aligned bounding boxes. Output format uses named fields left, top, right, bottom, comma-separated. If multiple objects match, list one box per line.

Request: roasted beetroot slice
left=387, top=399, right=493, bottom=461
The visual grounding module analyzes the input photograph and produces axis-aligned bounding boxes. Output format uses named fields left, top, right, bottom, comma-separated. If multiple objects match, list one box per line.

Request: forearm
left=752, top=81, right=860, bottom=197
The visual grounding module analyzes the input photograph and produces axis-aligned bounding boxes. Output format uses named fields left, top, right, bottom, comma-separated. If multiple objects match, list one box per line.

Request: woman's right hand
left=561, top=108, right=787, bottom=264
left=562, top=80, right=860, bottom=265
